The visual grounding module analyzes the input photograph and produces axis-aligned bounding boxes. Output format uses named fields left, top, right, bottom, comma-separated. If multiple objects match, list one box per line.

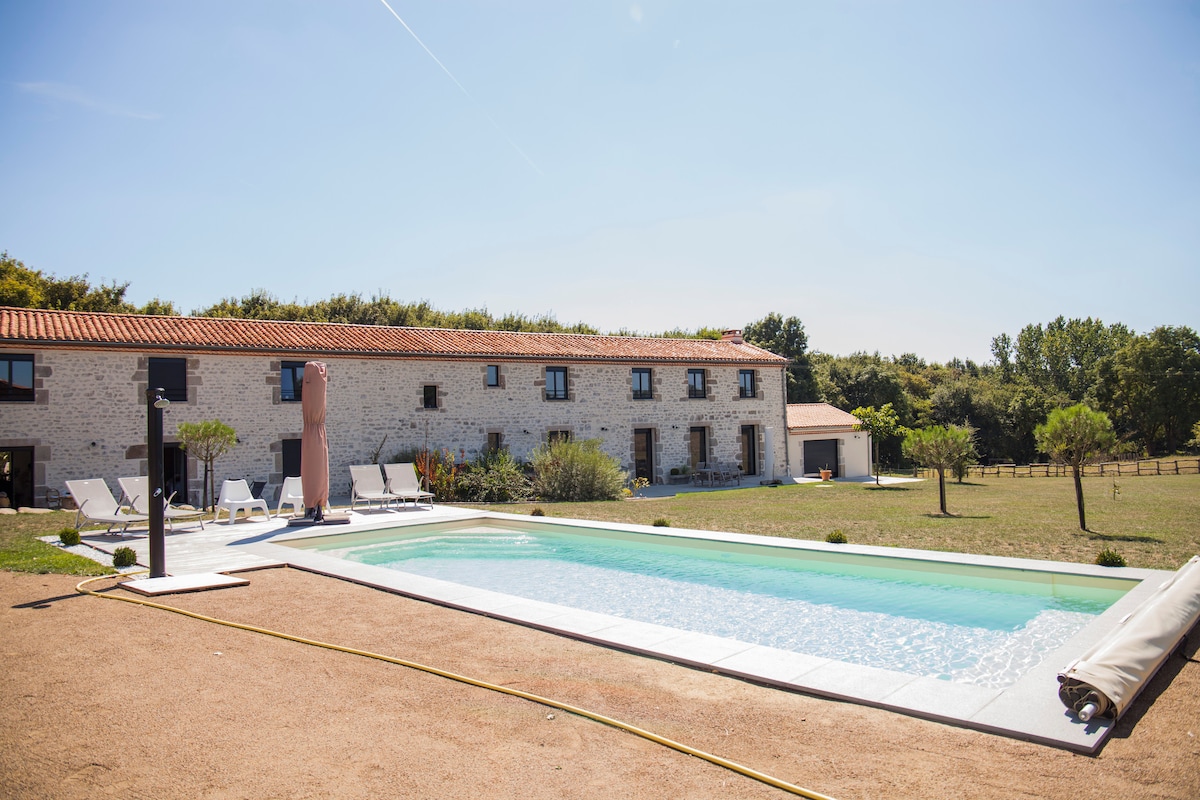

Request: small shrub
left=1096, top=548, right=1126, bottom=568
left=652, top=518, right=670, bottom=527
left=669, top=467, right=681, bottom=476
left=457, top=449, right=532, bottom=503
left=826, top=530, right=848, bottom=544
left=112, top=547, right=138, bottom=568
left=59, top=527, right=81, bottom=547
left=530, top=438, right=627, bottom=502
left=530, top=507, right=545, bottom=517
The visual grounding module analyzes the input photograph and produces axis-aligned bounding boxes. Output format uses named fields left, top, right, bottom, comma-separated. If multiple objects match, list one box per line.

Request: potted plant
left=819, top=465, right=833, bottom=481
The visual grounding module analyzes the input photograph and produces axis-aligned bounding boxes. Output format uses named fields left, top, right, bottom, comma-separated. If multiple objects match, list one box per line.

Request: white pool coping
left=232, top=509, right=1175, bottom=754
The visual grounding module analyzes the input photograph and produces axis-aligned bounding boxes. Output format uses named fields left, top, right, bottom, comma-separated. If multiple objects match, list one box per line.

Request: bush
left=59, top=527, right=81, bottom=547
left=405, top=448, right=467, bottom=502
left=530, top=507, right=545, bottom=516
left=652, top=518, right=670, bottom=527
left=825, top=530, right=848, bottom=544
left=458, top=449, right=532, bottom=503
left=530, top=439, right=627, bottom=502
left=112, top=547, right=137, bottom=568
left=1096, top=548, right=1127, bottom=568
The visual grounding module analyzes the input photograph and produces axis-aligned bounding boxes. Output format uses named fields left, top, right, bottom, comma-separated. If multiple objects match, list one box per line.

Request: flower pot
left=819, top=469, right=833, bottom=481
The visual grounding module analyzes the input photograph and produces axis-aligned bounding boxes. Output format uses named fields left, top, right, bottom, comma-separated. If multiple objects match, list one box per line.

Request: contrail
left=375, top=0, right=544, bottom=176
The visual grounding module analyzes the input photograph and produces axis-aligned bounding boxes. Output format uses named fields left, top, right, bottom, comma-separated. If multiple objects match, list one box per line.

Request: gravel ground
left=3, top=567, right=1199, bottom=799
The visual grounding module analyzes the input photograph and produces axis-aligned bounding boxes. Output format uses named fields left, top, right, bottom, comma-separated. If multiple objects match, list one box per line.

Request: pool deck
left=73, top=503, right=1173, bottom=755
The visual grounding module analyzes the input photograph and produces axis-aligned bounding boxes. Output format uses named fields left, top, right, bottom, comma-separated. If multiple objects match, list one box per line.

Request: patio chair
left=117, top=475, right=206, bottom=531
left=275, top=476, right=306, bottom=518
left=383, top=462, right=435, bottom=508
left=65, top=479, right=149, bottom=534
left=349, top=465, right=400, bottom=510
left=214, top=479, right=271, bottom=525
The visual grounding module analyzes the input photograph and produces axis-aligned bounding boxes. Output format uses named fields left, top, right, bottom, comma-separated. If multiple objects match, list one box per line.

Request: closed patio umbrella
left=301, top=361, right=329, bottom=521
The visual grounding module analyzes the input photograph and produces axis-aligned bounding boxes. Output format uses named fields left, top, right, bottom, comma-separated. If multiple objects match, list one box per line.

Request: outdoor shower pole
left=146, top=387, right=167, bottom=578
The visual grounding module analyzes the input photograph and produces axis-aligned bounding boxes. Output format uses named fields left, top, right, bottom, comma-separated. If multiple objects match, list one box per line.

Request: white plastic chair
left=275, top=476, right=306, bottom=518
left=214, top=479, right=271, bottom=525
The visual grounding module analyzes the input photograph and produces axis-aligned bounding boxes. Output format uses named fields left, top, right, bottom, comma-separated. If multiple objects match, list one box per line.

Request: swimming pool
left=255, top=510, right=1166, bottom=752
left=283, top=518, right=1134, bottom=688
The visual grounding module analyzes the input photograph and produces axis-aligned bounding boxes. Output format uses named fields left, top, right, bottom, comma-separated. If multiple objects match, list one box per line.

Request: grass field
left=0, top=512, right=115, bottom=575
left=2, top=474, right=1197, bottom=573
left=479, top=474, right=1200, bottom=571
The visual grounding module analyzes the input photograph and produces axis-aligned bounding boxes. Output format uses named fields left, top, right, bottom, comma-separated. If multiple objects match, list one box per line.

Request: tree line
left=4, top=252, right=1198, bottom=461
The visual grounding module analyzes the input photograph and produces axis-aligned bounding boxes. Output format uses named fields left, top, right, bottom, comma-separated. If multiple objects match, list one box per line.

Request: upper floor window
left=546, top=367, right=568, bottom=401
left=486, top=365, right=500, bottom=387
left=687, top=369, right=707, bottom=399
left=423, top=385, right=439, bottom=409
left=280, top=361, right=305, bottom=402
left=739, top=370, right=756, bottom=399
left=632, top=368, right=652, bottom=400
left=148, top=357, right=187, bottom=402
left=0, top=354, right=34, bottom=402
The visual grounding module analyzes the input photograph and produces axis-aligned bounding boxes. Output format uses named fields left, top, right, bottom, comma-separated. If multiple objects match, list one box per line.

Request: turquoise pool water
left=298, top=521, right=1133, bottom=688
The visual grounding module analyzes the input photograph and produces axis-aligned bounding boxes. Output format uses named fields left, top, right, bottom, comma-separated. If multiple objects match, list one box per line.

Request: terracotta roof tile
left=0, top=307, right=787, bottom=365
left=786, top=403, right=860, bottom=430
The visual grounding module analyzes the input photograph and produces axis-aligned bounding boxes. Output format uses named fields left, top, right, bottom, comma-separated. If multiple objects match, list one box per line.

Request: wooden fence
left=915, top=458, right=1200, bottom=479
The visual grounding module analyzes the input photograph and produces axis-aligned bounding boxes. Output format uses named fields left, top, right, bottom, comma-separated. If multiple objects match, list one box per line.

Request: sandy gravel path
left=3, top=567, right=1198, bottom=799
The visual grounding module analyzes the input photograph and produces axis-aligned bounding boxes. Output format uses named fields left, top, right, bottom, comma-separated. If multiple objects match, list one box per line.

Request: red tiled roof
left=786, top=403, right=860, bottom=430
left=0, top=307, right=787, bottom=365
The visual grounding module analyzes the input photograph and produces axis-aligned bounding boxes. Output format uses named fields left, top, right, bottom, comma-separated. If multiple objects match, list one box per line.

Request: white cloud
left=629, top=4, right=643, bottom=24
left=16, top=82, right=161, bottom=120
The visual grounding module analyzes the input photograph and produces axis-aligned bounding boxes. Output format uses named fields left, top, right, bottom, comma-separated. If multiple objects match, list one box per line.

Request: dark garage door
left=803, top=439, right=838, bottom=477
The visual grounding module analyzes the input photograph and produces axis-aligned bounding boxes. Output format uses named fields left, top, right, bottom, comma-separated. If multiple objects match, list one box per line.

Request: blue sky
left=2, top=1, right=1197, bottom=362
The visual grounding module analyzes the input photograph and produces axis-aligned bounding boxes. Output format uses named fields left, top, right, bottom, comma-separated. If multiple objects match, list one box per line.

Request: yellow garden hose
left=77, top=572, right=838, bottom=800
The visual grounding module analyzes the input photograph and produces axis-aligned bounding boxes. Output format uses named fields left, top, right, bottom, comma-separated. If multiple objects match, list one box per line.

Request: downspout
left=779, top=362, right=790, bottom=479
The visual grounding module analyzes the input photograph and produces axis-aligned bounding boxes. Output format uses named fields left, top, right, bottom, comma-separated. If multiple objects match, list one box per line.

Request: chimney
left=721, top=329, right=743, bottom=344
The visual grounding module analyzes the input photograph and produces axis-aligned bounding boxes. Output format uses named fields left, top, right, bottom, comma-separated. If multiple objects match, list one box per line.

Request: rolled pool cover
left=1058, top=555, right=1200, bottom=721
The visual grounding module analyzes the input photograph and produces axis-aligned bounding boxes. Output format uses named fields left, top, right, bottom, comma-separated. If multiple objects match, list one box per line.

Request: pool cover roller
left=1058, top=556, right=1200, bottom=721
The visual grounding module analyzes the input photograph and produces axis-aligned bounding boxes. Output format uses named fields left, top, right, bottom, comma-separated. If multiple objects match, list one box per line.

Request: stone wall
left=1, top=346, right=789, bottom=505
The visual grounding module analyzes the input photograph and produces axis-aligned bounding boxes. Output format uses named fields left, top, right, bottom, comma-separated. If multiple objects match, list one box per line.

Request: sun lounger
left=214, top=479, right=271, bottom=525
left=383, top=462, right=435, bottom=508
left=65, top=479, right=149, bottom=534
left=117, top=476, right=206, bottom=531
left=349, top=465, right=400, bottom=510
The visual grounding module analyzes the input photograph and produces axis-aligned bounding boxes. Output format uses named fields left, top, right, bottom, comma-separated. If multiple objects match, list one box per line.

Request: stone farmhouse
left=1, top=307, right=790, bottom=508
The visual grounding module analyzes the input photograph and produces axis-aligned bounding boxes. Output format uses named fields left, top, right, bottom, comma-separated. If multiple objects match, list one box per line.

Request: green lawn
left=479, top=474, right=1200, bottom=571
left=0, top=511, right=115, bottom=575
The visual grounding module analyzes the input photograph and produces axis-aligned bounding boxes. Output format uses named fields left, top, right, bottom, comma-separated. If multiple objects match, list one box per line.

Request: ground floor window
left=688, top=426, right=708, bottom=469
left=487, top=432, right=503, bottom=453
left=633, top=428, right=654, bottom=482
left=0, top=447, right=34, bottom=508
left=282, top=438, right=302, bottom=478
left=740, top=425, right=757, bottom=476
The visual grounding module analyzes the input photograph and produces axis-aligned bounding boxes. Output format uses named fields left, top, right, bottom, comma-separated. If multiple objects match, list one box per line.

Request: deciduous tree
left=742, top=313, right=819, bottom=402
left=851, top=404, right=907, bottom=485
left=176, top=420, right=237, bottom=511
